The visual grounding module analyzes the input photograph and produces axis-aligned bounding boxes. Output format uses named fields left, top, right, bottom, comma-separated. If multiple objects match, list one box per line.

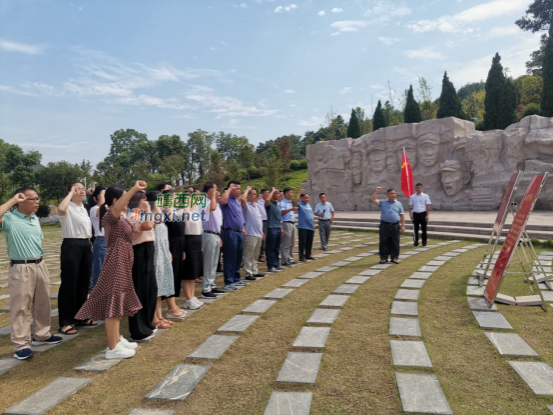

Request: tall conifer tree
left=347, top=108, right=361, bottom=138
left=484, top=53, right=518, bottom=129
left=404, top=85, right=422, bottom=123
left=542, top=35, right=553, bottom=116
left=372, top=100, right=387, bottom=131
left=437, top=72, right=466, bottom=119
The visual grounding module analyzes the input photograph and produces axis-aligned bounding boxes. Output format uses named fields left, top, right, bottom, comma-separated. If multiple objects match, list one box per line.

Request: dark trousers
left=412, top=212, right=427, bottom=245
left=58, top=238, right=92, bottom=327
left=129, top=242, right=157, bottom=340
left=259, top=220, right=268, bottom=260
left=379, top=221, right=400, bottom=261
left=265, top=228, right=281, bottom=269
left=298, top=228, right=314, bottom=259
left=222, top=229, right=243, bottom=285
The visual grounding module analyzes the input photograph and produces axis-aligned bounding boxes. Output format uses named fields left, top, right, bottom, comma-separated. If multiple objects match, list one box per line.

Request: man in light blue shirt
left=279, top=187, right=298, bottom=266
left=371, top=187, right=405, bottom=264
left=242, top=187, right=265, bottom=280
left=314, top=193, right=335, bottom=251
left=295, top=189, right=316, bottom=261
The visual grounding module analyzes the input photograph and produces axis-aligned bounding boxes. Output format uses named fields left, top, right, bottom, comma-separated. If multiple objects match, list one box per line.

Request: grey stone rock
left=188, top=335, right=238, bottom=359
left=359, top=269, right=381, bottom=276
left=467, top=286, right=485, bottom=296
left=0, top=357, right=23, bottom=375
left=467, top=297, right=498, bottom=311
left=395, top=289, right=420, bottom=301
left=128, top=410, right=175, bottom=415
left=264, top=288, right=294, bottom=299
left=264, top=392, right=312, bottom=415
left=293, top=327, right=331, bottom=349
left=395, top=373, right=452, bottom=414
left=472, top=311, right=513, bottom=329
left=509, top=361, right=553, bottom=395
left=315, top=266, right=339, bottom=272
left=391, top=340, right=432, bottom=367
left=4, top=377, right=92, bottom=415
left=217, top=315, right=259, bottom=333
left=401, top=279, right=425, bottom=289
left=333, top=284, right=359, bottom=294
left=307, top=309, right=340, bottom=324
left=297, top=272, right=325, bottom=279
left=389, top=317, right=421, bottom=336
left=485, top=332, right=538, bottom=356
left=391, top=301, right=418, bottom=316
left=319, top=294, right=349, bottom=307
left=372, top=263, right=393, bottom=270
left=146, top=364, right=210, bottom=401
left=276, top=352, right=323, bottom=384
left=74, top=352, right=126, bottom=372
left=345, top=276, right=370, bottom=284
left=418, top=266, right=439, bottom=272
left=409, top=272, right=433, bottom=280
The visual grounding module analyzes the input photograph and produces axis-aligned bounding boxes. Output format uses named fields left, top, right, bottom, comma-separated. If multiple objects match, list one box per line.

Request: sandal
left=391, top=259, right=400, bottom=264
left=165, top=308, right=187, bottom=320
left=75, top=319, right=98, bottom=327
left=379, top=260, right=388, bottom=264
left=161, top=318, right=175, bottom=326
left=58, top=325, right=78, bottom=335
left=156, top=321, right=173, bottom=329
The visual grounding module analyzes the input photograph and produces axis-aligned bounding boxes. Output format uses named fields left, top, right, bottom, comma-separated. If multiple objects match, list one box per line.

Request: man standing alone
left=409, top=183, right=431, bottom=247
left=279, top=187, right=298, bottom=267
left=295, top=189, right=316, bottom=261
left=371, top=187, right=405, bottom=264
left=314, top=193, right=334, bottom=251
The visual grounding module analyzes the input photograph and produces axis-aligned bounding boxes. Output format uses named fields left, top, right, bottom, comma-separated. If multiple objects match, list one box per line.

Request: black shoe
left=201, top=291, right=217, bottom=298
left=211, top=288, right=226, bottom=295
left=306, top=257, right=316, bottom=260
left=245, top=275, right=257, bottom=281
left=254, top=273, right=265, bottom=278
left=422, top=243, right=427, bottom=247
left=413, top=243, right=419, bottom=247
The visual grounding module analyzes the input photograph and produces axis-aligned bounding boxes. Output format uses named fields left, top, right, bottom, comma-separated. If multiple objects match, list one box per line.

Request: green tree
left=383, top=101, right=403, bottom=126
left=159, top=155, right=184, bottom=183
left=264, top=155, right=283, bottom=188
left=157, top=135, right=185, bottom=160
left=542, top=34, right=553, bottom=116
left=515, top=74, right=543, bottom=105
left=372, top=100, right=387, bottom=131
left=484, top=53, right=518, bottom=129
left=527, top=34, right=548, bottom=75
left=516, top=0, right=553, bottom=35
left=417, top=77, right=437, bottom=121
left=462, top=90, right=486, bottom=121
left=457, top=81, right=486, bottom=101
left=353, top=107, right=372, bottom=134
left=437, top=72, right=467, bottom=119
left=347, top=108, right=361, bottom=138
left=36, top=161, right=83, bottom=203
left=187, top=129, right=214, bottom=181
left=403, top=85, right=422, bottom=123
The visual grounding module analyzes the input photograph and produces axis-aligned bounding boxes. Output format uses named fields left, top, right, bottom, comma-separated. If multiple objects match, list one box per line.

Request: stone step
left=509, top=361, right=553, bottom=395
left=187, top=335, right=238, bottom=359
left=389, top=317, right=421, bottom=337
left=264, top=392, right=312, bottom=415
left=395, top=373, right=452, bottom=414
left=276, top=352, right=322, bottom=384
left=485, top=333, right=539, bottom=356
left=146, top=364, right=210, bottom=401
left=293, top=327, right=331, bottom=349
left=391, top=340, right=432, bottom=367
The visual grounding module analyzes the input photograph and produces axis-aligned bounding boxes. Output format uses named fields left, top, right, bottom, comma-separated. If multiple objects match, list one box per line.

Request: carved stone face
left=441, top=169, right=466, bottom=197
left=368, top=150, right=386, bottom=173
left=351, top=152, right=362, bottom=185
left=397, top=146, right=417, bottom=170
left=418, top=142, right=440, bottom=168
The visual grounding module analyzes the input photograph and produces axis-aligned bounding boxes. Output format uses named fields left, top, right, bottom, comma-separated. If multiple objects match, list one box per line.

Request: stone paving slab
left=391, top=301, right=418, bottom=316
left=467, top=286, right=485, bottom=296
left=330, top=261, right=350, bottom=267
left=355, top=253, right=372, bottom=258
left=312, top=253, right=330, bottom=259
left=359, top=269, right=381, bottom=276
left=389, top=317, right=421, bottom=336
left=0, top=357, right=23, bottom=375
left=515, top=295, right=543, bottom=306
left=426, top=260, right=446, bottom=266
left=264, top=392, right=312, bottom=415
left=433, top=256, right=452, bottom=261
left=395, top=289, right=420, bottom=301
left=34, top=332, right=81, bottom=352
left=188, top=335, right=238, bottom=359
left=282, top=279, right=309, bottom=288
left=395, top=373, right=453, bottom=414
left=409, top=272, right=433, bottom=280
left=495, top=293, right=517, bottom=305
left=391, top=340, right=432, bottom=367
left=276, top=352, right=323, bottom=384
left=467, top=297, right=498, bottom=311
left=307, top=309, right=340, bottom=324
left=472, top=311, right=513, bottom=329
left=0, top=294, right=10, bottom=301
left=146, top=364, right=210, bottom=401
left=509, top=361, right=553, bottom=395
left=4, top=377, right=92, bottom=415
left=333, top=284, right=359, bottom=295
left=371, top=263, right=393, bottom=269
left=485, top=332, right=538, bottom=356
left=315, top=266, right=339, bottom=272
left=418, top=265, right=439, bottom=272
left=468, top=277, right=487, bottom=286
left=293, top=327, right=331, bottom=349
left=297, top=272, right=325, bottom=279
left=343, top=256, right=363, bottom=262
left=320, top=295, right=350, bottom=307
left=442, top=252, right=461, bottom=257
left=452, top=249, right=469, bottom=253
left=128, top=410, right=175, bottom=415
left=74, top=352, right=130, bottom=372
left=401, top=279, right=426, bottom=289
left=264, top=288, right=294, bottom=299
left=345, top=276, right=370, bottom=284
left=217, top=315, right=259, bottom=333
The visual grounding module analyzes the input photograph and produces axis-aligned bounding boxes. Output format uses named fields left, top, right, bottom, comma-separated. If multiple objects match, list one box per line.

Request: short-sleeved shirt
left=89, top=205, right=105, bottom=237
left=203, top=204, right=222, bottom=234
left=127, top=210, right=156, bottom=245
left=220, top=196, right=244, bottom=231
left=297, top=201, right=314, bottom=231
left=257, top=199, right=268, bottom=220
left=379, top=200, right=404, bottom=223
left=243, top=201, right=263, bottom=237
left=59, top=201, right=92, bottom=239
left=409, top=192, right=432, bottom=213
left=266, top=201, right=281, bottom=229
left=314, top=202, right=334, bottom=220
left=1, top=209, right=44, bottom=260
left=279, top=198, right=295, bottom=222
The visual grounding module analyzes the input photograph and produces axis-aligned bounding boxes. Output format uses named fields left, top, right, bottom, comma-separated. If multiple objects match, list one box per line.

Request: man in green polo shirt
left=0, top=188, right=62, bottom=360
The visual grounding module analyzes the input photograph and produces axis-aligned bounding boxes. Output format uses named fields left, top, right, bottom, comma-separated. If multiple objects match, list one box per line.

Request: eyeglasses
left=27, top=198, right=40, bottom=202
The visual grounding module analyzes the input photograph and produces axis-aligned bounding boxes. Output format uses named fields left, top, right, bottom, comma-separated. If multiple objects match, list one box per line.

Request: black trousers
left=412, top=212, right=427, bottom=245
left=129, top=242, right=158, bottom=340
left=298, top=228, right=314, bottom=259
left=379, top=221, right=400, bottom=261
left=58, top=238, right=92, bottom=327
left=165, top=236, right=184, bottom=299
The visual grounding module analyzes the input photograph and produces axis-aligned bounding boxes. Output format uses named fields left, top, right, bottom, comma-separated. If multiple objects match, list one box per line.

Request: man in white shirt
left=408, top=183, right=431, bottom=247
left=257, top=188, right=269, bottom=262
left=313, top=193, right=335, bottom=251
left=242, top=187, right=265, bottom=280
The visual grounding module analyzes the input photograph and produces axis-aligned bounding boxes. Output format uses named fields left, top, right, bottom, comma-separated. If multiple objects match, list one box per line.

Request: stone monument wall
left=305, top=115, right=553, bottom=211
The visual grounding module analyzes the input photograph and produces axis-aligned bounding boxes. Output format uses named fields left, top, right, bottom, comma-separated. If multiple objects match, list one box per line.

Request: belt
left=318, top=219, right=330, bottom=221
left=10, top=257, right=43, bottom=266
left=262, top=219, right=267, bottom=222
left=283, top=221, right=295, bottom=224
left=63, top=238, right=90, bottom=242
left=381, top=220, right=399, bottom=225
left=223, top=228, right=242, bottom=233
left=204, top=230, right=221, bottom=236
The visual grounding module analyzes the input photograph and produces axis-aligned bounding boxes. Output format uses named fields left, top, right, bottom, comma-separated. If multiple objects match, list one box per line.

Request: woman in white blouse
left=57, top=181, right=95, bottom=335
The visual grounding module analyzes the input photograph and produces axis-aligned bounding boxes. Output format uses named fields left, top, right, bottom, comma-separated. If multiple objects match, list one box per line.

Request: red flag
left=401, top=148, right=413, bottom=199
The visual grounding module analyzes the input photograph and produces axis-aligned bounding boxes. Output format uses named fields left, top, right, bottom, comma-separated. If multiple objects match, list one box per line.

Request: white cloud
left=405, top=47, right=446, bottom=60
left=274, top=4, right=297, bottom=13
left=370, top=83, right=384, bottom=89
left=298, top=116, right=325, bottom=127
left=485, top=25, right=521, bottom=39
left=331, top=8, right=343, bottom=13
left=378, top=36, right=399, bottom=45
left=222, top=119, right=258, bottom=129
left=331, top=2, right=411, bottom=33
left=317, top=10, right=325, bottom=16
left=330, top=20, right=368, bottom=33
left=239, top=3, right=248, bottom=8
left=284, top=89, right=295, bottom=93
left=407, top=0, right=527, bottom=33
left=339, top=87, right=352, bottom=94
left=0, top=39, right=43, bottom=55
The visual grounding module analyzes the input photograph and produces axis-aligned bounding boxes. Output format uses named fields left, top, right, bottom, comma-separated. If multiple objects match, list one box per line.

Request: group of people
left=0, top=180, right=337, bottom=361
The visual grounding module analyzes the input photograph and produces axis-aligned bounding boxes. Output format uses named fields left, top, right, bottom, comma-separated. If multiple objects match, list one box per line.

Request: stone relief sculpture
left=305, top=115, right=553, bottom=211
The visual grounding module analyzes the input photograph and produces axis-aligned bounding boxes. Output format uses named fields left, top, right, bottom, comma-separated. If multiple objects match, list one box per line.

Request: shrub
left=37, top=204, right=50, bottom=218
left=475, top=120, right=485, bottom=131
left=523, top=103, right=541, bottom=117
left=290, top=159, right=307, bottom=170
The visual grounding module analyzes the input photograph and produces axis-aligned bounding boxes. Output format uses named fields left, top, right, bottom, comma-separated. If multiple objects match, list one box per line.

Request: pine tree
left=542, top=34, right=553, bottom=116
left=498, top=78, right=519, bottom=127
left=372, top=100, right=387, bottom=131
left=347, top=108, right=361, bottom=138
left=483, top=53, right=519, bottom=129
left=404, top=85, right=422, bottom=123
left=437, top=72, right=466, bottom=119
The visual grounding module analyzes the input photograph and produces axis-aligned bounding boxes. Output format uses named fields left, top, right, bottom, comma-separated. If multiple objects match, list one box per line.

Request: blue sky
left=0, top=0, right=541, bottom=166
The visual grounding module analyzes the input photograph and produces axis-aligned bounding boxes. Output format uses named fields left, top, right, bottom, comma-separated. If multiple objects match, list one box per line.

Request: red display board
left=484, top=174, right=547, bottom=306
left=493, top=171, right=521, bottom=234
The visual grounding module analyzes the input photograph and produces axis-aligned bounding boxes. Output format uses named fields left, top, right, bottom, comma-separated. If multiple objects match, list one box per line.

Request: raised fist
left=246, top=186, right=252, bottom=191
left=375, top=186, right=382, bottom=192
left=300, top=188, right=305, bottom=193
left=86, top=188, right=94, bottom=196
left=13, top=193, right=27, bottom=203
left=134, top=180, right=148, bottom=191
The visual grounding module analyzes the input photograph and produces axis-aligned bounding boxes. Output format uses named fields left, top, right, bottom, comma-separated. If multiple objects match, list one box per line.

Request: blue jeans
left=92, top=236, right=107, bottom=287
left=222, top=229, right=243, bottom=285
left=265, top=228, right=281, bottom=269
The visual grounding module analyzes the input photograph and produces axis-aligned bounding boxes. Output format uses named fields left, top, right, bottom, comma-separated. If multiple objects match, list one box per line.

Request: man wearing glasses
left=314, top=193, right=335, bottom=251
left=0, top=189, right=62, bottom=360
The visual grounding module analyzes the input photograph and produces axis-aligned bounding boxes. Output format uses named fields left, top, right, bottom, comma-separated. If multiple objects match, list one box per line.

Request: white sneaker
left=105, top=342, right=135, bottom=359
left=119, top=335, right=138, bottom=350
left=192, top=297, right=204, bottom=307
left=184, top=299, right=202, bottom=310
